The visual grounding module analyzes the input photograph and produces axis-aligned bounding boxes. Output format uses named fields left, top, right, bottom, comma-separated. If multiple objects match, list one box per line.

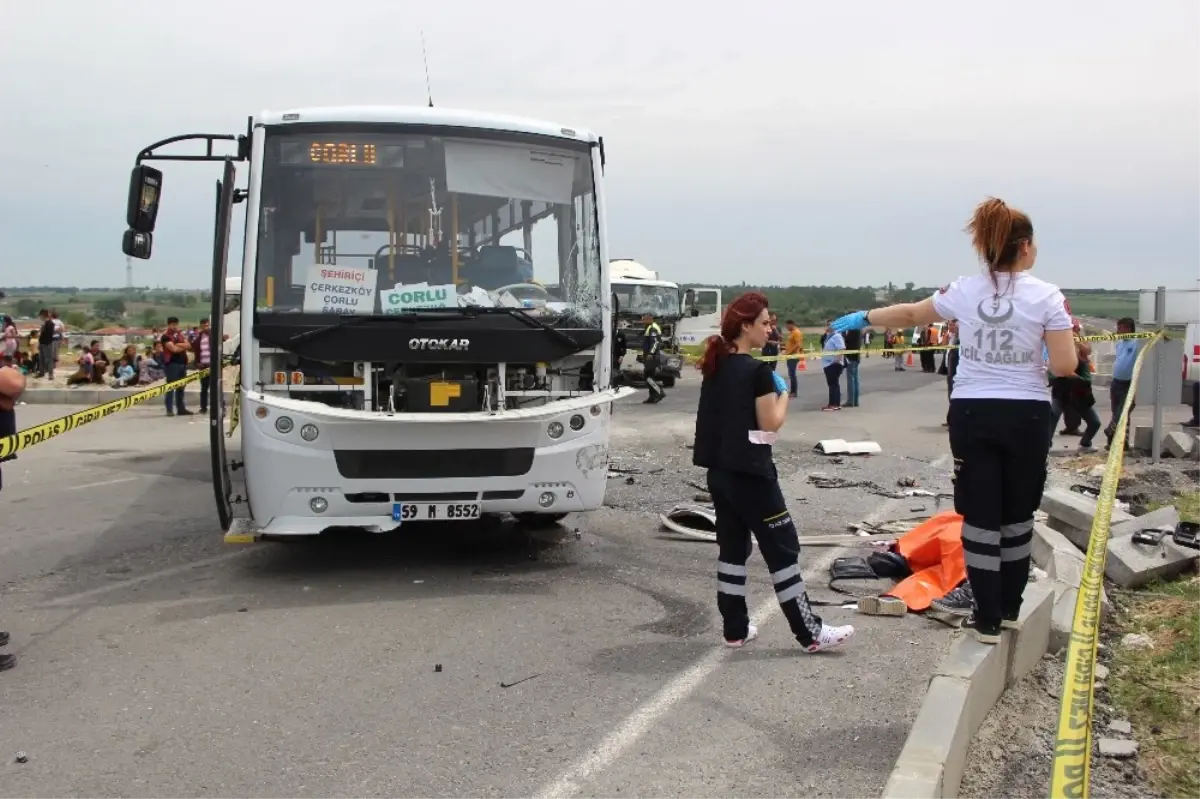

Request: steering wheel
left=494, top=282, right=553, bottom=300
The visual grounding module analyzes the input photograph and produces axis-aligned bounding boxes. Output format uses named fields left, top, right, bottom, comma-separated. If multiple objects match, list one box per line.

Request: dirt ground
left=959, top=650, right=1160, bottom=799
left=961, top=448, right=1198, bottom=799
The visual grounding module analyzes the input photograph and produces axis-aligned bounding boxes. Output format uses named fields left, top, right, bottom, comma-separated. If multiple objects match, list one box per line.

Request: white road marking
left=41, top=549, right=253, bottom=607
left=534, top=453, right=953, bottom=799
left=66, top=476, right=141, bottom=491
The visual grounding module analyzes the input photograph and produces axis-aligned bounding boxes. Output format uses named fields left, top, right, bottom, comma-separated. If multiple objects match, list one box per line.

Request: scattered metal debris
left=500, top=673, right=541, bottom=689
left=15, top=752, right=27, bottom=764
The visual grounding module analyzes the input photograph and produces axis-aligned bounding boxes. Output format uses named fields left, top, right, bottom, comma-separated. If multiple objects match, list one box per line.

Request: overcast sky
left=1, top=0, right=1196, bottom=291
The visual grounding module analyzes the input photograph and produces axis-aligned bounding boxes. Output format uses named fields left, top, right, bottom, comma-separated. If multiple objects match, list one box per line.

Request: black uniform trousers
left=948, top=398, right=1051, bottom=628
left=707, top=467, right=823, bottom=646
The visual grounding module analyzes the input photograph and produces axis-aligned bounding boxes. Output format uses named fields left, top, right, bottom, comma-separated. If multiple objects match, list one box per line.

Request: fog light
left=547, top=421, right=564, bottom=439
left=275, top=416, right=294, bottom=434
left=309, top=496, right=328, bottom=513
left=569, top=414, right=585, bottom=431
left=538, top=491, right=555, bottom=507
left=300, top=423, right=319, bottom=441
left=590, top=404, right=603, bottom=417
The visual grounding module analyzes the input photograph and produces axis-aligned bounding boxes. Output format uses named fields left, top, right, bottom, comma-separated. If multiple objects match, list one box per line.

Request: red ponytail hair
left=697, top=291, right=769, bottom=379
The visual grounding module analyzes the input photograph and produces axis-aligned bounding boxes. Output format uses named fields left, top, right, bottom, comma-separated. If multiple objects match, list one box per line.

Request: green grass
left=1149, top=490, right=1200, bottom=525
left=1, top=293, right=209, bottom=329
left=1108, top=571, right=1200, bottom=799
left=1062, top=291, right=1140, bottom=321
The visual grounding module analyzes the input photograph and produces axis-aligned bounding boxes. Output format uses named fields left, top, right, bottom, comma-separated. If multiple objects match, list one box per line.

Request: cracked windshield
left=253, top=132, right=602, bottom=327
left=613, top=283, right=681, bottom=319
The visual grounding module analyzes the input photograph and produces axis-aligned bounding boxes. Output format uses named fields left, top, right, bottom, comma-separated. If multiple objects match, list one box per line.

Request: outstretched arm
left=863, top=297, right=945, bottom=329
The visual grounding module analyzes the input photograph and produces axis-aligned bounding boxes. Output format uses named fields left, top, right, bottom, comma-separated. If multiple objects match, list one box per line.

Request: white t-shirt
left=931, top=272, right=1073, bottom=402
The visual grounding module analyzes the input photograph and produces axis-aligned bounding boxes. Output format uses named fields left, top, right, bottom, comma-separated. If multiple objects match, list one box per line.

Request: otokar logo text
left=408, top=338, right=470, bottom=351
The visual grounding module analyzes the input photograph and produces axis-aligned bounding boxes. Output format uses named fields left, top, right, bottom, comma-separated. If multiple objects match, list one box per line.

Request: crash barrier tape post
left=0, top=368, right=211, bottom=460
left=1048, top=330, right=1163, bottom=799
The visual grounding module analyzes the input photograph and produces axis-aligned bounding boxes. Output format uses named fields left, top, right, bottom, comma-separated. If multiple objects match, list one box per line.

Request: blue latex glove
left=771, top=371, right=788, bottom=395
left=831, top=311, right=869, bottom=333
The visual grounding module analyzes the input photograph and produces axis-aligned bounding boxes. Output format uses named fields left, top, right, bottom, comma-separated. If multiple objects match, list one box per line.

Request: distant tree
left=14, top=298, right=39, bottom=317
left=93, top=297, right=127, bottom=321
left=141, top=307, right=158, bottom=327
left=181, top=294, right=198, bottom=308
left=64, top=310, right=89, bottom=329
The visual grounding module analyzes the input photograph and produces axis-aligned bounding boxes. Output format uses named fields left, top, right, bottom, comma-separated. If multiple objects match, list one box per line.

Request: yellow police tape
left=0, top=368, right=211, bottom=459
left=2, top=329, right=1158, bottom=456
left=1048, top=330, right=1163, bottom=799
left=753, top=330, right=1160, bottom=363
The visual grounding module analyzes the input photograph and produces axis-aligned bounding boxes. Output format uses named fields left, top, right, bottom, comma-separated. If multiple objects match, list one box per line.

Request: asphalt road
left=0, top=358, right=955, bottom=798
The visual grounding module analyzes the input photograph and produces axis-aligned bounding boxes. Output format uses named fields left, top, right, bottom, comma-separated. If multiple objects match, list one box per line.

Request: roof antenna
left=421, top=31, right=434, bottom=107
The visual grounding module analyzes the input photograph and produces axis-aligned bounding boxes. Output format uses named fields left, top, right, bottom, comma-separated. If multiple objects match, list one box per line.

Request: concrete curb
left=881, top=582, right=1055, bottom=798
left=19, top=388, right=235, bottom=406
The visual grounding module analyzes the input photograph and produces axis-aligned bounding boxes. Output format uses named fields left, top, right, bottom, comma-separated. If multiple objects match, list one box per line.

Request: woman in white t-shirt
left=831, top=197, right=1078, bottom=643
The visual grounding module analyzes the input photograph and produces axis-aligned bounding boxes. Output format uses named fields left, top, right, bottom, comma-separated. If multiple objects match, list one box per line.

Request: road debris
left=500, top=673, right=541, bottom=689
left=814, top=439, right=882, bottom=456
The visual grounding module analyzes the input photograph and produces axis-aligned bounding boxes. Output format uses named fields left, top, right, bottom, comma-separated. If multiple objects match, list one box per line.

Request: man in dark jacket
left=35, top=309, right=55, bottom=379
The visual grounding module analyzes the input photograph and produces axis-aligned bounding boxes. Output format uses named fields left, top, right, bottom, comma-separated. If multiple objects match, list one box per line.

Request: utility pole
left=125, top=256, right=133, bottom=290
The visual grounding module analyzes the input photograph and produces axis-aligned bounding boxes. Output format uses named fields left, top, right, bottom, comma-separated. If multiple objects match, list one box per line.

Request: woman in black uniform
left=693, top=292, right=855, bottom=652
left=831, top=198, right=1078, bottom=642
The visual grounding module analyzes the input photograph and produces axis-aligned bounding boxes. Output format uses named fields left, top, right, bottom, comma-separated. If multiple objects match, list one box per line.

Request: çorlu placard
left=381, top=282, right=459, bottom=313
left=302, top=265, right=378, bottom=314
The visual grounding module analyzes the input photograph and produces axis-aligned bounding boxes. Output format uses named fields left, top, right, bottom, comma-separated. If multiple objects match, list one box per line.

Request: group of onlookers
left=761, top=315, right=878, bottom=410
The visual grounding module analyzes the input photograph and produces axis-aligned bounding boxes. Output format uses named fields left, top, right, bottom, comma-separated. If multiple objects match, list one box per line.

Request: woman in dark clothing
left=693, top=292, right=855, bottom=653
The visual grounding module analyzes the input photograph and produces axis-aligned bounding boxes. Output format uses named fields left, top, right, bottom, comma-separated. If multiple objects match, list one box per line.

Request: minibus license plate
left=392, top=502, right=480, bottom=522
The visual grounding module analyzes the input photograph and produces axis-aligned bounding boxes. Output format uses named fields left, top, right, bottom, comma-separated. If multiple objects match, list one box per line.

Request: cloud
left=0, top=0, right=1196, bottom=290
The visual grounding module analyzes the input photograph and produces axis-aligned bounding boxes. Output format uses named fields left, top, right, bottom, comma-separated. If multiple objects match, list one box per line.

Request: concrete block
left=1164, top=431, right=1195, bottom=458
left=1133, top=425, right=1154, bottom=451
left=1098, top=738, right=1139, bottom=759
left=1034, top=523, right=1088, bottom=588
left=1049, top=582, right=1112, bottom=652
left=934, top=632, right=1013, bottom=737
left=882, top=675, right=970, bottom=799
left=1006, top=582, right=1055, bottom=686
left=1106, top=533, right=1197, bottom=590
left=1040, top=488, right=1133, bottom=552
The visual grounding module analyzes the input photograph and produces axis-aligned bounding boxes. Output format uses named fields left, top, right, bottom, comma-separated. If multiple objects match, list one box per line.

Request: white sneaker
left=803, top=623, right=855, bottom=653
left=725, top=624, right=758, bottom=648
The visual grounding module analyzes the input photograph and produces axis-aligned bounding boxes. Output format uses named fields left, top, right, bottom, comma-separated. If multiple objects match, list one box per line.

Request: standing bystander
left=35, top=309, right=55, bottom=379
left=194, top=318, right=214, bottom=414
left=944, top=320, right=959, bottom=427
left=761, top=313, right=781, bottom=371
left=783, top=320, right=803, bottom=398
left=50, top=310, right=64, bottom=374
left=1104, top=317, right=1140, bottom=449
left=821, top=322, right=845, bottom=410
left=843, top=327, right=862, bottom=407
left=161, top=317, right=193, bottom=416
